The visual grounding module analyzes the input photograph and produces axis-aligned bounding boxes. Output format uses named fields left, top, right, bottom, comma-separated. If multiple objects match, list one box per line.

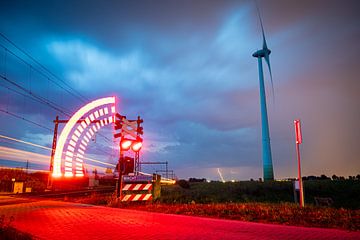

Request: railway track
left=18, top=186, right=116, bottom=199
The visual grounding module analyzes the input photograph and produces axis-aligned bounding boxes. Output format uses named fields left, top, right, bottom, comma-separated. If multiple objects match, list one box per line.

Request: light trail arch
left=52, top=96, right=116, bottom=177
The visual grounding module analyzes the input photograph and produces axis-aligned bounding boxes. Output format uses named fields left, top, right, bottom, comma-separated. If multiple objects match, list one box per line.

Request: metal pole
left=117, top=151, right=123, bottom=199
left=166, top=161, right=168, bottom=179
left=296, top=142, right=304, bottom=207
left=47, top=115, right=59, bottom=189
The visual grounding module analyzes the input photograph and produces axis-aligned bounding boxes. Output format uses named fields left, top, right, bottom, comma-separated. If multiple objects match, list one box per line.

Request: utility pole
left=47, top=115, right=59, bottom=189
left=294, top=119, right=304, bottom=207
left=117, top=150, right=123, bottom=199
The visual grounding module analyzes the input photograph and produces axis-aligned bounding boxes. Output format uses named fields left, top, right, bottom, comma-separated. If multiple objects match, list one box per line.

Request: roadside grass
left=66, top=193, right=360, bottom=231
left=0, top=215, right=32, bottom=240
left=161, top=180, right=360, bottom=209
left=117, top=202, right=360, bottom=231
left=63, top=180, right=360, bottom=231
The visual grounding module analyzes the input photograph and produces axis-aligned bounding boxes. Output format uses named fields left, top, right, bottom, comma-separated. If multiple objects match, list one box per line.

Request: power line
left=0, top=33, right=115, bottom=152
left=0, top=32, right=89, bottom=103
left=0, top=74, right=72, bottom=117
left=0, top=74, right=112, bottom=144
left=0, top=109, right=52, bottom=131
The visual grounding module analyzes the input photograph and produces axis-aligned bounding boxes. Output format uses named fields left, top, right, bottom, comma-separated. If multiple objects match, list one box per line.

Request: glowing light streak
left=74, top=130, right=81, bottom=137
left=100, top=120, right=104, bottom=127
left=65, top=162, right=72, bottom=167
left=71, top=135, right=79, bottom=142
left=69, top=140, right=76, bottom=147
left=85, top=117, right=91, bottom=125
left=99, top=109, right=104, bottom=116
left=86, top=132, right=91, bottom=140
left=66, top=151, right=74, bottom=157
left=160, top=178, right=176, bottom=185
left=77, top=125, right=84, bottom=133
left=111, top=106, right=116, bottom=113
left=108, top=116, right=113, bottom=123
left=79, top=144, right=86, bottom=151
left=78, top=149, right=85, bottom=155
left=52, top=97, right=116, bottom=176
left=0, top=134, right=51, bottom=150
left=83, top=156, right=115, bottom=167
left=0, top=166, right=50, bottom=173
left=96, top=122, right=100, bottom=129
left=67, top=145, right=75, bottom=152
left=89, top=128, right=94, bottom=136
left=92, top=125, right=97, bottom=132
left=94, top=110, right=99, bottom=119
left=0, top=146, right=114, bottom=173
left=104, top=107, right=109, bottom=115
left=217, top=168, right=226, bottom=183
left=81, top=121, right=87, bottom=129
left=0, top=146, right=49, bottom=165
left=65, top=156, right=72, bottom=162
left=89, top=113, right=95, bottom=121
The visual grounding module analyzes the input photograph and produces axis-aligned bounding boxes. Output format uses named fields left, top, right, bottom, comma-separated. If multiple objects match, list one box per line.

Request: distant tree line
left=185, top=174, right=360, bottom=183
left=299, top=174, right=360, bottom=181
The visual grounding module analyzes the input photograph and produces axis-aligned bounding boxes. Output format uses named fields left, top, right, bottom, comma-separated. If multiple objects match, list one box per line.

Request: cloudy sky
left=0, top=0, right=359, bottom=180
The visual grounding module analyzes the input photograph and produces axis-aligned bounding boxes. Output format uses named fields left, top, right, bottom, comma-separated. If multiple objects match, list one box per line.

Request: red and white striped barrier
left=121, top=183, right=153, bottom=202
left=122, top=183, right=152, bottom=191
left=121, top=193, right=152, bottom=202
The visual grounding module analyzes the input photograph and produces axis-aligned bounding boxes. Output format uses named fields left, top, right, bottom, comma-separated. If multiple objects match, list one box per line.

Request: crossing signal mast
left=113, top=113, right=144, bottom=198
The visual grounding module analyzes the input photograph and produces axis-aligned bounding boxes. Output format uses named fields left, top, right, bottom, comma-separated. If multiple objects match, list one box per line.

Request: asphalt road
left=0, top=196, right=359, bottom=240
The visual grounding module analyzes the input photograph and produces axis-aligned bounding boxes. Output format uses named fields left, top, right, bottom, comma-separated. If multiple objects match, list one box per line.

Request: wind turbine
left=252, top=5, right=274, bottom=181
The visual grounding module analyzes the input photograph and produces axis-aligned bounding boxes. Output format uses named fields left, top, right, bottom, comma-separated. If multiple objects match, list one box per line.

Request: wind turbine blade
left=255, top=0, right=268, bottom=50
left=264, top=53, right=275, bottom=103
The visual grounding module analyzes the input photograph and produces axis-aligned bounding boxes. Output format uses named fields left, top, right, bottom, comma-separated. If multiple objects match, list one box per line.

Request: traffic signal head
left=122, top=156, right=135, bottom=175
left=120, top=137, right=143, bottom=152
left=131, top=141, right=142, bottom=152
left=120, top=138, right=132, bottom=151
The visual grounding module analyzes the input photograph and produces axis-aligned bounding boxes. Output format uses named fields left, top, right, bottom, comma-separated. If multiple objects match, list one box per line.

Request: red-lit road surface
left=0, top=196, right=359, bottom=240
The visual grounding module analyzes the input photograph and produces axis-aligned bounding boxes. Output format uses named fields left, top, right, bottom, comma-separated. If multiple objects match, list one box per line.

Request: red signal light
left=294, top=119, right=302, bottom=144
left=120, top=139, right=132, bottom=151
left=131, top=141, right=142, bottom=152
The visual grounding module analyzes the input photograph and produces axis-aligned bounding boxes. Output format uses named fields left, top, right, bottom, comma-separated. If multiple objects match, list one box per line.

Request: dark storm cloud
left=0, top=0, right=359, bottom=180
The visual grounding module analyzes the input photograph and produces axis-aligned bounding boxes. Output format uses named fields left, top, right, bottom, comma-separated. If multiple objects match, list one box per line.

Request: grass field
left=160, top=180, right=360, bottom=209
left=64, top=179, right=360, bottom=231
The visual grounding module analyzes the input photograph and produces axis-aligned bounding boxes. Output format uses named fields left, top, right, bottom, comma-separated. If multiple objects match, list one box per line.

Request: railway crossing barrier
left=120, top=174, right=161, bottom=202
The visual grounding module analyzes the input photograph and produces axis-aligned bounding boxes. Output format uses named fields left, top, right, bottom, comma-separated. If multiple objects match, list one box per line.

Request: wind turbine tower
left=252, top=6, right=274, bottom=181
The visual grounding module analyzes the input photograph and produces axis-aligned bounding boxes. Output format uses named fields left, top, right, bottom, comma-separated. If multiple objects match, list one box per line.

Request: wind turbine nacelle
left=252, top=48, right=271, bottom=58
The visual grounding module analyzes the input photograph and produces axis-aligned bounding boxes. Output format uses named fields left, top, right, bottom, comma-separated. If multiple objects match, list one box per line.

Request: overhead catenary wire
left=0, top=33, right=89, bottom=103
left=0, top=33, right=115, bottom=157
left=0, top=74, right=73, bottom=117
left=0, top=108, right=53, bottom=131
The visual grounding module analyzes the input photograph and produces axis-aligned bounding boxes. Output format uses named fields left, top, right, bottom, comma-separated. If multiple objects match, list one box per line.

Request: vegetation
left=0, top=215, right=32, bottom=240
left=118, top=203, right=360, bottom=231
left=0, top=168, right=48, bottom=192
left=160, top=180, right=360, bottom=209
